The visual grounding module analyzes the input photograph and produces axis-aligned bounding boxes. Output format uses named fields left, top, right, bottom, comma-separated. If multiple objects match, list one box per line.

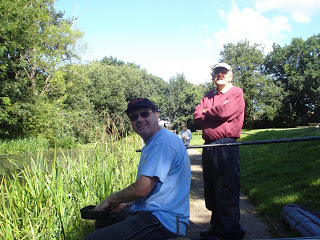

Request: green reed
left=0, top=137, right=50, bottom=155
left=0, top=133, right=141, bottom=239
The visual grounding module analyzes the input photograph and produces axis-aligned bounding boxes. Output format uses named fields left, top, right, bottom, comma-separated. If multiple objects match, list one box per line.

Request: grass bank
left=239, top=127, right=320, bottom=218
left=0, top=133, right=141, bottom=239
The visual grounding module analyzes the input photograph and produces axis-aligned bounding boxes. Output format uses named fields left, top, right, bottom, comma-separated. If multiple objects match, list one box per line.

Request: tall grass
left=239, top=127, right=320, bottom=218
left=0, top=133, right=141, bottom=239
left=0, top=136, right=87, bottom=155
left=0, top=137, right=50, bottom=155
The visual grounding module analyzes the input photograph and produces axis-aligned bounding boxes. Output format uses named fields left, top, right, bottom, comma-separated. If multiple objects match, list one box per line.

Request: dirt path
left=185, top=149, right=276, bottom=240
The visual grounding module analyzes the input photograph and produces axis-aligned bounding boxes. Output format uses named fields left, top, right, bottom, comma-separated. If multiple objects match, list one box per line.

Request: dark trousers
left=84, top=208, right=177, bottom=240
left=202, top=138, right=245, bottom=240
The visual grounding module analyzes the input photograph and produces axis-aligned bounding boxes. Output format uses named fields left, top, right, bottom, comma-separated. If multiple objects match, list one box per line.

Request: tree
left=101, top=56, right=140, bottom=69
left=220, top=39, right=283, bottom=128
left=165, top=74, right=202, bottom=130
left=264, top=34, right=320, bottom=126
left=1, top=0, right=83, bottom=96
left=0, top=0, right=84, bottom=138
left=61, top=60, right=171, bottom=136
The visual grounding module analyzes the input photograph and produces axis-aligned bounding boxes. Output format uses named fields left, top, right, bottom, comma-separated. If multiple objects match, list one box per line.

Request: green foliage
left=240, top=127, right=320, bottom=218
left=88, top=63, right=127, bottom=115
left=0, top=0, right=84, bottom=139
left=0, top=0, right=83, bottom=96
left=23, top=99, right=62, bottom=138
left=101, top=56, right=140, bottom=69
left=0, top=96, right=36, bottom=138
left=62, top=60, right=173, bottom=135
left=165, top=74, right=203, bottom=129
left=59, top=64, right=98, bottom=142
left=220, top=39, right=284, bottom=128
left=264, top=34, right=320, bottom=126
left=0, top=97, right=20, bottom=136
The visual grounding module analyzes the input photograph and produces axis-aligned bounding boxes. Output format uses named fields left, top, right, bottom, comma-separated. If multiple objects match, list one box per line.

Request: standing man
left=179, top=123, right=193, bottom=146
left=193, top=63, right=245, bottom=240
left=85, top=98, right=191, bottom=240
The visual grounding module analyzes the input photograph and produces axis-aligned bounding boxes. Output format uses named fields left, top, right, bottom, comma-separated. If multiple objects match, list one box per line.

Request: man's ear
left=228, top=74, right=233, bottom=82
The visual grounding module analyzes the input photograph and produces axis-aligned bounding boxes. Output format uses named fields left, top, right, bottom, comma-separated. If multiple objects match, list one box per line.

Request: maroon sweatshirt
left=193, top=86, right=245, bottom=142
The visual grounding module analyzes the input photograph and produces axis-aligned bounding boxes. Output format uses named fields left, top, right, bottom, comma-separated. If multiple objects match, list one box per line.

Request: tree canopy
left=0, top=0, right=83, bottom=138
left=264, top=34, right=320, bottom=126
left=165, top=74, right=202, bottom=129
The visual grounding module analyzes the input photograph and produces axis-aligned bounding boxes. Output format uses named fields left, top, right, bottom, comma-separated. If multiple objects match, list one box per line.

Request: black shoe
left=200, top=227, right=218, bottom=237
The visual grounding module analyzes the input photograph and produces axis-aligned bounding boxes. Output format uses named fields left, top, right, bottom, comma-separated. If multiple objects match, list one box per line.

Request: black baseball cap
left=125, top=98, right=158, bottom=114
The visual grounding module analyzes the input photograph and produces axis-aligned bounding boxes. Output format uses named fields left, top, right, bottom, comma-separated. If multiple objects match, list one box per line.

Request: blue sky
left=54, top=0, right=320, bottom=84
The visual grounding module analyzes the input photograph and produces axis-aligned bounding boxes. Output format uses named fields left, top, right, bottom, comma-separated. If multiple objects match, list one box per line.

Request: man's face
left=128, top=107, right=160, bottom=142
left=211, top=67, right=233, bottom=88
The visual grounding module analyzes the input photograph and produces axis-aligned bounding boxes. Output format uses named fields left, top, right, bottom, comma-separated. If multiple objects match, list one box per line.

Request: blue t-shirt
left=130, top=128, right=191, bottom=235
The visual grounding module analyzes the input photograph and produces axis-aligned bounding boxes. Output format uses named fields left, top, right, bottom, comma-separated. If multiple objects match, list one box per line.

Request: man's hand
left=95, top=199, right=112, bottom=211
left=95, top=200, right=127, bottom=213
left=110, top=203, right=128, bottom=214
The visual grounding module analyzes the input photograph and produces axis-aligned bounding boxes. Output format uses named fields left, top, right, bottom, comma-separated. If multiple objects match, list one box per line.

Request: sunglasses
left=129, top=110, right=154, bottom=122
left=211, top=68, right=229, bottom=76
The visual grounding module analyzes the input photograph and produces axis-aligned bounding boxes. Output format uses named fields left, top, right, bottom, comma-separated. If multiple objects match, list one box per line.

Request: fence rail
left=135, top=136, right=320, bottom=152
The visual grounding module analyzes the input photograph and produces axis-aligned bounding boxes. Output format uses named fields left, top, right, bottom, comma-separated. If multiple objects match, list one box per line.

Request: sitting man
left=85, top=97, right=191, bottom=240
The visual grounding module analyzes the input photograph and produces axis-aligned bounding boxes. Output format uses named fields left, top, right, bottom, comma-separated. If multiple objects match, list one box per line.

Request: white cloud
left=255, top=0, right=320, bottom=23
left=179, top=24, right=196, bottom=33
left=212, top=2, right=291, bottom=53
left=218, top=9, right=226, bottom=20
left=180, top=26, right=187, bottom=32
left=200, top=24, right=213, bottom=49
left=201, top=36, right=213, bottom=49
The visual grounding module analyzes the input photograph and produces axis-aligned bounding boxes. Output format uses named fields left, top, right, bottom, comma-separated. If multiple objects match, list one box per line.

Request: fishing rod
left=186, top=136, right=320, bottom=149
left=135, top=136, right=320, bottom=152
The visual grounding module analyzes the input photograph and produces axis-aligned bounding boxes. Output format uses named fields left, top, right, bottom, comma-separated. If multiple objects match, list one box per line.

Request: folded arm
left=206, top=91, right=244, bottom=122
left=194, top=89, right=244, bottom=126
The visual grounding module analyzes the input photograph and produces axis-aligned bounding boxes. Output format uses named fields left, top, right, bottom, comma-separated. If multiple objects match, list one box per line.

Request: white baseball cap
left=212, top=63, right=232, bottom=72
